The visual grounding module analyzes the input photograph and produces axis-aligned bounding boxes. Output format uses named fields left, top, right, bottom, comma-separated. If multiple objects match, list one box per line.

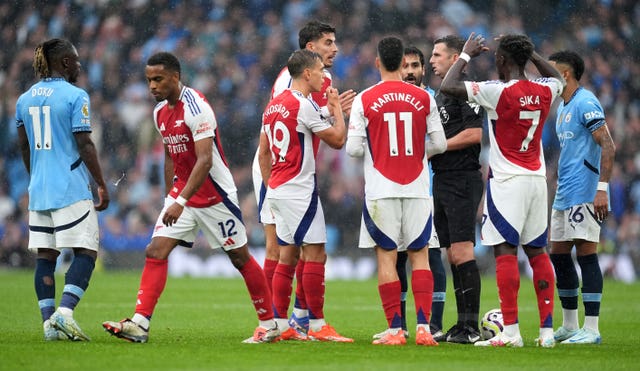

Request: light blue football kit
left=16, top=77, right=94, bottom=211
left=553, top=86, right=607, bottom=211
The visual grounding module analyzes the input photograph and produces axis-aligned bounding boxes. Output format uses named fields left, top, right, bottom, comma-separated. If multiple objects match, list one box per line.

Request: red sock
left=239, top=256, right=274, bottom=321
left=496, top=255, right=520, bottom=325
left=135, top=258, right=168, bottom=318
left=272, top=263, right=295, bottom=319
left=411, top=269, right=433, bottom=325
left=263, top=258, right=278, bottom=295
left=302, top=261, right=325, bottom=319
left=294, top=259, right=307, bottom=310
left=529, top=253, right=555, bottom=328
left=378, top=281, right=402, bottom=328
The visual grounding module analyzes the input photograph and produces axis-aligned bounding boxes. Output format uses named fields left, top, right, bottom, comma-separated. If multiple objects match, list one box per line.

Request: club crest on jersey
left=564, top=113, right=572, bottom=123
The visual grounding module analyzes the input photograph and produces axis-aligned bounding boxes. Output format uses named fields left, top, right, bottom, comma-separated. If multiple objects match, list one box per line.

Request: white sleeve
left=346, top=95, right=366, bottom=157
left=426, top=97, right=446, bottom=157
left=426, top=129, right=447, bottom=157
left=464, top=80, right=503, bottom=120
left=300, top=99, right=332, bottom=133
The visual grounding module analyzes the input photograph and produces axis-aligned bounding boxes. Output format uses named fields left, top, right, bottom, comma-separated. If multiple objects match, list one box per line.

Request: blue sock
left=59, top=253, right=95, bottom=310
left=550, top=253, right=579, bottom=310
left=577, top=254, right=602, bottom=317
left=429, top=248, right=446, bottom=331
left=35, top=258, right=57, bottom=321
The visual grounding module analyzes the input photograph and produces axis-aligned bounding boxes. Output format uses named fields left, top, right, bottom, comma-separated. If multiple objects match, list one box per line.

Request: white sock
left=57, top=307, right=73, bottom=316
left=309, top=318, right=326, bottom=332
left=275, top=318, right=289, bottom=330
left=503, top=324, right=520, bottom=338
left=292, top=308, right=308, bottom=318
left=416, top=324, right=430, bottom=333
left=539, top=327, right=553, bottom=339
left=391, top=327, right=403, bottom=335
left=562, top=308, right=579, bottom=330
left=259, top=319, right=276, bottom=329
left=583, top=316, right=599, bottom=332
left=132, top=313, right=150, bottom=329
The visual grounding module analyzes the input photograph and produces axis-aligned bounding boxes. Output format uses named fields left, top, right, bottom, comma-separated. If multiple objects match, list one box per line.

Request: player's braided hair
left=32, top=38, right=74, bottom=79
left=498, top=34, right=534, bottom=68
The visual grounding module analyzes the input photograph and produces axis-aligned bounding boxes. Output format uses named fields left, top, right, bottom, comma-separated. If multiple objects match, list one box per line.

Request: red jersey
left=348, top=80, right=443, bottom=199
left=464, top=78, right=563, bottom=179
left=153, top=86, right=236, bottom=207
left=261, top=89, right=332, bottom=199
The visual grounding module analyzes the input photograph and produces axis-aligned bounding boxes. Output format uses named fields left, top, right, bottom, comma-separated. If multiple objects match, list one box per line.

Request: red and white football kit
left=464, top=78, right=563, bottom=247
left=348, top=80, right=444, bottom=250
left=464, top=76, right=563, bottom=329
left=252, top=67, right=332, bottom=224
left=152, top=86, right=246, bottom=249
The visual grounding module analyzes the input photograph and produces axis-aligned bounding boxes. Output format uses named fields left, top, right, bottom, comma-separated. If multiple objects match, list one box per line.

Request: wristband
left=597, top=182, right=608, bottom=192
left=459, top=52, right=471, bottom=63
left=176, top=195, right=188, bottom=207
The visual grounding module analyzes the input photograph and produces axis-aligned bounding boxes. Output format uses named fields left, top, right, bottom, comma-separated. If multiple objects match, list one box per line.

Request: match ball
left=480, top=308, right=504, bottom=340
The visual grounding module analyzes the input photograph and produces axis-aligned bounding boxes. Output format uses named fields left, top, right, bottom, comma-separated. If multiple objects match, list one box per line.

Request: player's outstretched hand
left=463, top=32, right=490, bottom=58
left=94, top=185, right=110, bottom=211
left=338, top=89, right=357, bottom=116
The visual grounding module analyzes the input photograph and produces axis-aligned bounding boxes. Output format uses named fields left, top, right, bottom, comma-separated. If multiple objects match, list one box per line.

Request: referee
left=429, top=35, right=484, bottom=344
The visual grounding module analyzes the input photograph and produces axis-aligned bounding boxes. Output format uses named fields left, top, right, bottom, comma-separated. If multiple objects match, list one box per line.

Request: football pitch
left=1, top=269, right=638, bottom=370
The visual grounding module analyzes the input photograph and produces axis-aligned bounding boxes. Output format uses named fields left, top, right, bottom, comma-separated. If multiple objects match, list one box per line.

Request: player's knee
left=226, top=245, right=250, bottom=269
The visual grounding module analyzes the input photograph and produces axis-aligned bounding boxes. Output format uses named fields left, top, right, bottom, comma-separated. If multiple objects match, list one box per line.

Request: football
left=480, top=308, right=504, bottom=340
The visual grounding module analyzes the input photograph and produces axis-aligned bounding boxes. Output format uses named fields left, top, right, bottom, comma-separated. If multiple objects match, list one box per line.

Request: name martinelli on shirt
left=370, top=92, right=424, bottom=112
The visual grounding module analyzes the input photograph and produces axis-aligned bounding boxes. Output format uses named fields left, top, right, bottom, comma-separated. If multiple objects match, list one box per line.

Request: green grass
left=1, top=269, right=639, bottom=370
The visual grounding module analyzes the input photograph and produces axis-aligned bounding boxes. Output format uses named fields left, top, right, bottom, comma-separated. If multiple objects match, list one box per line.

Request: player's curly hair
left=498, top=34, right=534, bottom=68
left=549, top=50, right=585, bottom=81
left=147, top=52, right=181, bottom=75
left=378, top=36, right=404, bottom=72
left=32, top=38, right=74, bottom=79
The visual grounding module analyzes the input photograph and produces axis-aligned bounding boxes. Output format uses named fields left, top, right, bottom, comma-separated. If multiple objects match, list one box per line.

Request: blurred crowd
left=1, top=0, right=639, bottom=282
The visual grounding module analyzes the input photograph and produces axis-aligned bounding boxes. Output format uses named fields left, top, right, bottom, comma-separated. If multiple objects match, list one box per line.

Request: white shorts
left=481, top=175, right=548, bottom=247
left=358, top=197, right=433, bottom=251
left=153, top=195, right=248, bottom=251
left=269, top=195, right=326, bottom=246
left=251, top=151, right=275, bottom=225
left=28, top=200, right=99, bottom=252
left=550, top=203, right=601, bottom=243
left=428, top=197, right=440, bottom=249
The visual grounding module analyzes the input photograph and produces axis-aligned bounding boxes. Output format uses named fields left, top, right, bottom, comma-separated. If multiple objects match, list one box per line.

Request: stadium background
left=0, top=0, right=638, bottom=283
